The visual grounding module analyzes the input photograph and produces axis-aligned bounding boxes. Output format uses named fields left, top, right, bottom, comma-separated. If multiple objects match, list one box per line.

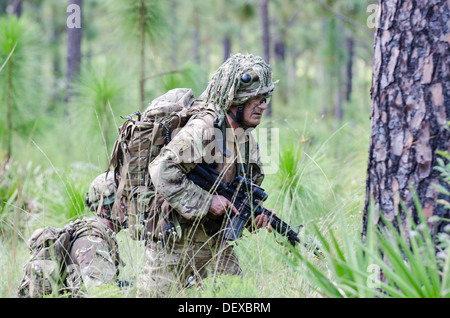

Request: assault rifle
left=187, top=164, right=323, bottom=258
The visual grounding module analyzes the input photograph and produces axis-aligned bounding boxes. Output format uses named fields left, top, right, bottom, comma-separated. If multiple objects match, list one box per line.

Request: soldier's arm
left=148, top=118, right=214, bottom=220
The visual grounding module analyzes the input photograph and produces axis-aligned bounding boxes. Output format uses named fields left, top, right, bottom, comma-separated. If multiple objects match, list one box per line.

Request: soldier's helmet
left=202, top=53, right=275, bottom=120
left=85, top=172, right=116, bottom=213
left=231, top=59, right=275, bottom=106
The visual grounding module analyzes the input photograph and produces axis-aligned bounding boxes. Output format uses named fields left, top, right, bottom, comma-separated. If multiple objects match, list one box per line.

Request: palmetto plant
left=286, top=197, right=450, bottom=298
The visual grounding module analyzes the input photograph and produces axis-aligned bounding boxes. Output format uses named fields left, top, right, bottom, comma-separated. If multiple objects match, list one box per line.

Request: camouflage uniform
left=18, top=172, right=123, bottom=297
left=64, top=217, right=122, bottom=296
left=137, top=54, right=274, bottom=297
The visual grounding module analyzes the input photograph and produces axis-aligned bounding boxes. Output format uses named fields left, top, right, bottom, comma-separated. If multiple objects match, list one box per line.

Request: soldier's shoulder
left=187, top=110, right=216, bottom=128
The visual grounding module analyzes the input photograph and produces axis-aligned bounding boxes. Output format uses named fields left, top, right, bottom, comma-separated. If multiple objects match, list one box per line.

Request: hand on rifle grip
left=255, top=209, right=276, bottom=233
left=208, top=194, right=240, bottom=219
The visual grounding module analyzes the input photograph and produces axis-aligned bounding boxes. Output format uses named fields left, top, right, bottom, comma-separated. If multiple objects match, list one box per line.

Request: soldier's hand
left=208, top=195, right=240, bottom=218
left=254, top=209, right=275, bottom=232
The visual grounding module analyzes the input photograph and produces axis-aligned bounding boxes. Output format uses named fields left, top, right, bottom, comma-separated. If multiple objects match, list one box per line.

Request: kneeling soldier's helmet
left=85, top=172, right=116, bottom=213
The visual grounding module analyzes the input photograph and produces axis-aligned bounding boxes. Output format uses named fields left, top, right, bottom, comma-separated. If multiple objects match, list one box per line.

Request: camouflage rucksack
left=108, top=88, right=208, bottom=239
left=17, top=226, right=74, bottom=297
left=18, top=218, right=120, bottom=297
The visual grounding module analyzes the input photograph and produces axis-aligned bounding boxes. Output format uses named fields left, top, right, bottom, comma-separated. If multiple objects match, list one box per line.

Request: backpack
left=108, top=88, right=207, bottom=239
left=18, top=218, right=120, bottom=297
left=18, top=226, right=73, bottom=297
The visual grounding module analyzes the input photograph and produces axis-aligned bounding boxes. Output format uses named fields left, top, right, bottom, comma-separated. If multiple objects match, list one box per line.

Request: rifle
left=187, top=164, right=323, bottom=258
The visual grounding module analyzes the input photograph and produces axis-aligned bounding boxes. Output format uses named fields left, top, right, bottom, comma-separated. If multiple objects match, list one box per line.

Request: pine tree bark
left=363, top=0, right=449, bottom=238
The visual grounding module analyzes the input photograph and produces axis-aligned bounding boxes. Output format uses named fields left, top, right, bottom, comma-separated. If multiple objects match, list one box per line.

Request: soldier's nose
left=257, top=100, right=268, bottom=110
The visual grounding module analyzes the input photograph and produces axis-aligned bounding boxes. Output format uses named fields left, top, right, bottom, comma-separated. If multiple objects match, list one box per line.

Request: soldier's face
left=242, top=95, right=268, bottom=127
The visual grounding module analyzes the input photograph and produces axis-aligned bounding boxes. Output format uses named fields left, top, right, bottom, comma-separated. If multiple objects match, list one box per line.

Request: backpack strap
left=237, top=140, right=250, bottom=177
left=212, top=117, right=232, bottom=171
left=111, top=162, right=128, bottom=220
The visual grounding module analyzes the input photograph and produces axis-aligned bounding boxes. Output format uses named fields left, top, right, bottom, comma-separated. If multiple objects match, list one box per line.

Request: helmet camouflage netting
left=202, top=53, right=275, bottom=124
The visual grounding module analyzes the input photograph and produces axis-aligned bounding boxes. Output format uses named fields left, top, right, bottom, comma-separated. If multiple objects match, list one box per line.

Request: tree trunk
left=362, top=0, right=450, bottom=239
left=66, top=0, right=82, bottom=104
left=260, top=0, right=272, bottom=118
left=260, top=0, right=270, bottom=64
left=345, top=36, right=354, bottom=102
left=139, top=0, right=146, bottom=111
left=335, top=68, right=343, bottom=122
left=11, top=0, right=22, bottom=18
left=170, top=0, right=178, bottom=68
left=274, top=40, right=285, bottom=62
left=223, top=36, right=231, bottom=62
left=193, top=6, right=201, bottom=65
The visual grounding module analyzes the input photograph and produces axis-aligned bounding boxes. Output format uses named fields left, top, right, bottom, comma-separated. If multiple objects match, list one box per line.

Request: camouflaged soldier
left=18, top=172, right=125, bottom=297
left=64, top=172, right=126, bottom=296
left=137, top=53, right=275, bottom=297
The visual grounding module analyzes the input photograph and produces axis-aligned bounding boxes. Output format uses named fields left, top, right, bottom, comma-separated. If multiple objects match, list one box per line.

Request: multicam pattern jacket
left=148, top=110, right=264, bottom=221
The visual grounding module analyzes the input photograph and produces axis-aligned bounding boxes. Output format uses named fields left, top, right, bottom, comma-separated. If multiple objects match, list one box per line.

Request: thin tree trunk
left=363, top=0, right=450, bottom=239
left=260, top=0, right=272, bottom=118
left=139, top=0, right=146, bottom=111
left=260, top=0, right=270, bottom=63
left=50, top=4, right=63, bottom=108
left=223, top=36, right=231, bottom=62
left=193, top=6, right=201, bottom=65
left=11, top=0, right=21, bottom=18
left=170, top=0, right=178, bottom=68
left=335, top=70, right=343, bottom=122
left=66, top=0, right=82, bottom=104
left=345, top=36, right=354, bottom=102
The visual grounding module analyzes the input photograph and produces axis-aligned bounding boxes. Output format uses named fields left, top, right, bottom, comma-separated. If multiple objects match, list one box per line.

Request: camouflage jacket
left=148, top=109, right=264, bottom=221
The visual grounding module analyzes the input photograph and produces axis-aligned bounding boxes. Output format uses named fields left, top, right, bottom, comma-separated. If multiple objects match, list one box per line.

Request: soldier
left=137, top=53, right=275, bottom=297
left=18, top=172, right=126, bottom=297
left=65, top=172, right=127, bottom=295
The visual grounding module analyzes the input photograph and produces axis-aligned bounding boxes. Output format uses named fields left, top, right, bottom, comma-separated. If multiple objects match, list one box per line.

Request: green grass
left=286, top=197, right=450, bottom=298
